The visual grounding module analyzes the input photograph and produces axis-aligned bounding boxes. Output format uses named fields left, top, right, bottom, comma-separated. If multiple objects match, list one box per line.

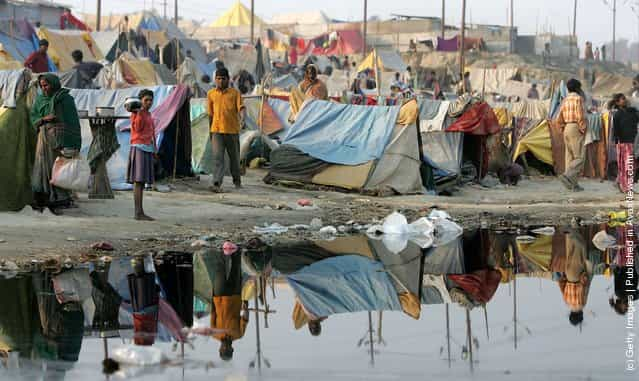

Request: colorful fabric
left=207, top=87, right=244, bottom=134
left=211, top=295, right=247, bottom=341
left=446, top=102, right=500, bottom=135
left=558, top=279, right=589, bottom=310
left=300, top=79, right=329, bottom=100
left=617, top=143, right=634, bottom=192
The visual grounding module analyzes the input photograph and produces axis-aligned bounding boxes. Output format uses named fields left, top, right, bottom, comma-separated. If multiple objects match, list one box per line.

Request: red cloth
left=130, top=110, right=155, bottom=145
left=301, top=30, right=364, bottom=56
left=448, top=269, right=502, bottom=304
left=446, top=102, right=501, bottom=135
left=60, top=10, right=91, bottom=31
left=24, top=51, right=49, bottom=73
left=133, top=311, right=158, bottom=346
left=617, top=143, right=634, bottom=193
left=289, top=47, right=298, bottom=65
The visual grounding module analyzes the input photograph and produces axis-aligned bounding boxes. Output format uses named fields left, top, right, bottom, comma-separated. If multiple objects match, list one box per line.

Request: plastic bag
left=111, top=345, right=166, bottom=366
left=50, top=156, right=90, bottom=192
left=592, top=230, right=617, bottom=251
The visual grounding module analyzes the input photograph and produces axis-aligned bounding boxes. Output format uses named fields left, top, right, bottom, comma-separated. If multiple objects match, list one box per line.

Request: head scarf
left=30, top=74, right=64, bottom=125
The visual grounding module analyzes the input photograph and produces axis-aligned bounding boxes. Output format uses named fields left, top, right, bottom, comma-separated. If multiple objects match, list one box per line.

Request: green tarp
left=0, top=98, right=36, bottom=211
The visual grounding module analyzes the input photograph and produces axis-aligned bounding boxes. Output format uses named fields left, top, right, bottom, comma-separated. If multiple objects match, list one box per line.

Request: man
left=601, top=45, right=607, bottom=62
left=457, top=71, right=472, bottom=95
left=402, top=66, right=413, bottom=89
left=555, top=78, right=587, bottom=191
left=71, top=50, right=103, bottom=81
left=209, top=250, right=249, bottom=361
left=207, top=68, right=245, bottom=192
left=24, top=39, right=50, bottom=73
left=527, top=83, right=540, bottom=100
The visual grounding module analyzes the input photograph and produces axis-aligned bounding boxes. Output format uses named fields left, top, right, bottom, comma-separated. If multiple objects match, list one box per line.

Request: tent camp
left=71, top=85, right=192, bottom=188
left=300, top=30, right=365, bottom=56
left=37, top=28, right=103, bottom=72
left=209, top=1, right=265, bottom=28
left=357, top=49, right=407, bottom=74
left=266, top=99, right=423, bottom=195
left=80, top=11, right=185, bottom=39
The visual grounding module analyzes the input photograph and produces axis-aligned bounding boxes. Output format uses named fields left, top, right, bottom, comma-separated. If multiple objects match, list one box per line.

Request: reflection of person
left=608, top=93, right=639, bottom=193
left=210, top=251, right=249, bottom=361
left=552, top=227, right=593, bottom=326
left=554, top=78, right=586, bottom=192
left=30, top=74, right=82, bottom=214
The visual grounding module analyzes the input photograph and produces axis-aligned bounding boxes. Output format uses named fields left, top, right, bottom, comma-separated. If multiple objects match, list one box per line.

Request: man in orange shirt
left=210, top=251, right=249, bottom=361
left=207, top=68, right=245, bottom=192
left=555, top=78, right=587, bottom=191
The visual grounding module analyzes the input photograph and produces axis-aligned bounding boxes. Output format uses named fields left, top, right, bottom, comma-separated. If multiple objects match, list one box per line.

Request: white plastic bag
left=592, top=230, right=617, bottom=251
left=50, top=156, right=90, bottom=192
left=111, top=345, right=166, bottom=366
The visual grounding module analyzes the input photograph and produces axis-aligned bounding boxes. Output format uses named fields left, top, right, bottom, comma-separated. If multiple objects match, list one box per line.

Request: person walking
left=555, top=78, right=587, bottom=191
left=608, top=93, right=639, bottom=193
left=207, top=68, right=245, bottom=193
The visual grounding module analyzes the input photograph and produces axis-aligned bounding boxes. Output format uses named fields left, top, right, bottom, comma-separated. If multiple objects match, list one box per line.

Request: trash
left=319, top=226, right=337, bottom=236
left=337, top=225, right=347, bottom=233
left=191, top=239, right=211, bottom=248
left=367, top=212, right=435, bottom=254
left=66, top=237, right=78, bottom=242
left=91, top=241, right=114, bottom=251
left=297, top=199, right=313, bottom=207
left=1, top=261, right=18, bottom=270
left=428, top=210, right=451, bottom=220
left=0, top=238, right=5, bottom=243
left=253, top=223, right=289, bottom=235
left=516, top=235, right=536, bottom=243
left=111, top=345, right=166, bottom=366
left=289, top=224, right=310, bottom=230
left=531, top=226, right=555, bottom=236
left=222, top=241, right=238, bottom=256
left=154, top=184, right=171, bottom=193
left=592, top=230, right=617, bottom=251
left=310, top=218, right=323, bottom=230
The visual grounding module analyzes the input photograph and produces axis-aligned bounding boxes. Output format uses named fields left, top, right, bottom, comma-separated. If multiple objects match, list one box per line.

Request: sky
left=63, top=0, right=639, bottom=48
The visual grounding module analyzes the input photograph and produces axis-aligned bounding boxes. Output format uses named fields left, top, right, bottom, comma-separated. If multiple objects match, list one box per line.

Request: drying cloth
left=585, top=113, right=603, bottom=146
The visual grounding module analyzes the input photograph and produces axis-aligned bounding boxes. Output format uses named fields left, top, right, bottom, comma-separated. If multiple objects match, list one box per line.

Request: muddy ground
left=0, top=169, right=635, bottom=265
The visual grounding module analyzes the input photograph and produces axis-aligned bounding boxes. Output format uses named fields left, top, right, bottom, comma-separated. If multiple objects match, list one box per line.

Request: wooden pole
left=509, top=0, right=514, bottom=54
left=172, top=39, right=180, bottom=182
left=466, top=309, right=473, bottom=372
left=367, top=311, right=375, bottom=366
left=174, top=0, right=178, bottom=25
left=612, top=0, right=617, bottom=62
left=441, top=0, right=445, bottom=39
left=445, top=304, right=451, bottom=368
left=363, top=0, right=368, bottom=53
left=459, top=0, right=467, bottom=87
left=571, top=0, right=577, bottom=57
left=250, top=0, right=255, bottom=45
left=96, top=0, right=102, bottom=31
left=253, top=278, right=262, bottom=370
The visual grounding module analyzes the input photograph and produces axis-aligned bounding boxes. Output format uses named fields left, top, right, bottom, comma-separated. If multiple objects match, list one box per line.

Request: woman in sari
left=30, top=74, right=81, bottom=214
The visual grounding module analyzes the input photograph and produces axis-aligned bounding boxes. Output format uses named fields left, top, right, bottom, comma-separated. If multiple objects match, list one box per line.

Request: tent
left=266, top=99, right=423, bottom=194
left=0, top=20, right=38, bottom=63
left=301, top=30, right=365, bottom=56
left=209, top=1, right=265, bottom=28
left=36, top=28, right=103, bottom=72
left=357, top=49, right=407, bottom=73
left=80, top=11, right=184, bottom=39
left=271, top=11, right=331, bottom=25
left=71, top=85, right=192, bottom=188
left=512, top=119, right=554, bottom=166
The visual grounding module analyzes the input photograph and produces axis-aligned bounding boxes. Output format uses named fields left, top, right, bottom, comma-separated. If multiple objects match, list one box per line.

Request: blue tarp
left=548, top=80, right=567, bottom=120
left=286, top=255, right=401, bottom=317
left=281, top=100, right=400, bottom=165
left=0, top=32, right=35, bottom=62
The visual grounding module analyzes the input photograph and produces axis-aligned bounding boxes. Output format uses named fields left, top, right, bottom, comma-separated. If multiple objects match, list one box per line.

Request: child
left=126, top=89, right=156, bottom=221
left=609, top=93, right=639, bottom=193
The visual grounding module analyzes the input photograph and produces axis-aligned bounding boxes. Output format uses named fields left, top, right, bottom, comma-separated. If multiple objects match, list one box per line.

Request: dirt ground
left=0, top=169, right=635, bottom=264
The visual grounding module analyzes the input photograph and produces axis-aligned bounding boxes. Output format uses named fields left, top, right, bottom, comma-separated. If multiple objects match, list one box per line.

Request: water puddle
left=0, top=224, right=636, bottom=380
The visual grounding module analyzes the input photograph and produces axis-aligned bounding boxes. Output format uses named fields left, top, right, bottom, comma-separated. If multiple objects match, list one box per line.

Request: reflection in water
left=0, top=224, right=637, bottom=379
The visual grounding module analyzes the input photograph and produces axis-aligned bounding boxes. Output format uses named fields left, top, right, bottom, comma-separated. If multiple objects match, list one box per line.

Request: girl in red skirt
left=609, top=93, right=639, bottom=193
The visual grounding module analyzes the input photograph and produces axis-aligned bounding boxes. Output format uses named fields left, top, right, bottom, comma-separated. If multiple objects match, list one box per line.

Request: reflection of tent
left=267, top=100, right=422, bottom=195
left=210, top=1, right=264, bottom=28
left=516, top=235, right=553, bottom=274
left=71, top=85, right=192, bottom=188
left=357, top=49, right=407, bottom=73
left=37, top=28, right=103, bottom=71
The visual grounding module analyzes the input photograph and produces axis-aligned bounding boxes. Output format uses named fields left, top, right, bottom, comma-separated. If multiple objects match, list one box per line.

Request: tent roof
left=357, top=49, right=407, bottom=73
left=90, top=31, right=119, bottom=58
left=37, top=28, right=104, bottom=71
left=210, top=1, right=264, bottom=28
left=271, top=11, right=331, bottom=25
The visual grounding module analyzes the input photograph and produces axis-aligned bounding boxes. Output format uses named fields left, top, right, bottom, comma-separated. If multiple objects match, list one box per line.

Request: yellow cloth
left=0, top=61, right=21, bottom=70
left=292, top=302, right=309, bottom=330
left=287, top=85, right=305, bottom=123
left=397, top=99, right=418, bottom=126
left=211, top=295, right=247, bottom=341
left=493, top=107, right=512, bottom=127
left=37, top=28, right=103, bottom=71
left=210, top=1, right=265, bottom=27
left=512, top=120, right=554, bottom=165
left=207, top=87, right=244, bottom=134
left=398, top=292, right=421, bottom=319
left=120, top=59, right=158, bottom=86
left=517, top=234, right=553, bottom=272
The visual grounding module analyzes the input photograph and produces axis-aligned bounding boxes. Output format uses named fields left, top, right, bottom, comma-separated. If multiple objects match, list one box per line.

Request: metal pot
left=96, top=107, right=114, bottom=117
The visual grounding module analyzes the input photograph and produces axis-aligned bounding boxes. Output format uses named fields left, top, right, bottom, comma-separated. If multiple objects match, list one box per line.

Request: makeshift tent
left=107, top=54, right=175, bottom=88
left=0, top=69, right=29, bottom=108
left=267, top=100, right=423, bottom=194
left=0, top=98, right=37, bottom=211
left=71, top=85, right=192, bottom=188
left=81, top=11, right=185, bottom=40
left=37, top=28, right=103, bottom=72
left=162, top=38, right=211, bottom=74
left=214, top=45, right=271, bottom=79
left=357, top=49, right=407, bottom=73
left=436, top=35, right=484, bottom=52
left=90, top=31, right=127, bottom=62
left=512, top=119, right=554, bottom=166
left=176, top=58, right=211, bottom=98
left=468, top=67, right=518, bottom=95
left=210, top=1, right=265, bottom=28
left=0, top=20, right=38, bottom=63
left=301, top=30, right=365, bottom=56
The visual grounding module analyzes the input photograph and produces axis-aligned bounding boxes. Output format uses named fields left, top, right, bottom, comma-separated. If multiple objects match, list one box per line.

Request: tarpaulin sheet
left=421, top=131, right=463, bottom=176
left=357, top=49, right=407, bottom=73
left=37, top=28, right=103, bottom=71
left=512, top=120, right=553, bottom=165
left=210, top=1, right=265, bottom=27
left=0, top=69, right=27, bottom=108
left=282, top=99, right=400, bottom=165
left=436, top=36, right=483, bottom=52
left=0, top=32, right=35, bottom=62
left=468, top=68, right=518, bottom=95
left=286, top=255, right=401, bottom=318
left=446, top=102, right=500, bottom=135
left=419, top=99, right=450, bottom=133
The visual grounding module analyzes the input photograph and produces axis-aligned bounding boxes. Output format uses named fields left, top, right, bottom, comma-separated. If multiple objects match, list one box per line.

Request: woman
left=30, top=73, right=81, bottom=214
left=127, top=89, right=156, bottom=221
left=609, top=93, right=639, bottom=193
left=299, top=64, right=328, bottom=100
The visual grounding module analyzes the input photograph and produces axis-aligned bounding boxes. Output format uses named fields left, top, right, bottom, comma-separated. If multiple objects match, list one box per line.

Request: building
left=0, top=0, right=68, bottom=28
